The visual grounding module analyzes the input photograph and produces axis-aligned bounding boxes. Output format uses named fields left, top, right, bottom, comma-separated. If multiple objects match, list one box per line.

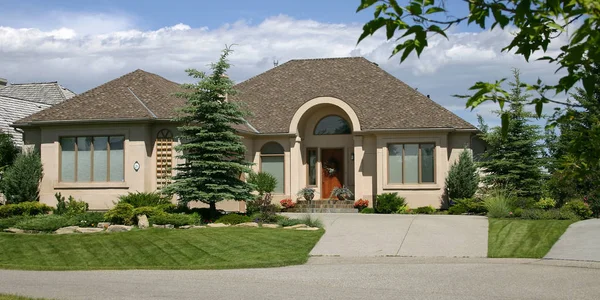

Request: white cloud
left=0, top=13, right=570, bottom=127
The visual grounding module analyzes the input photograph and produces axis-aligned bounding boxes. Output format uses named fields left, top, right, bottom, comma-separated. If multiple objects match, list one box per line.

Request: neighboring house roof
left=0, top=82, right=75, bottom=105
left=0, top=95, right=50, bottom=146
left=231, top=57, right=475, bottom=133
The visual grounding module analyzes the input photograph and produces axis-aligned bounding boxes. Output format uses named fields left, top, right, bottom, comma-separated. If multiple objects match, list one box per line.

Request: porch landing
left=289, top=200, right=358, bottom=213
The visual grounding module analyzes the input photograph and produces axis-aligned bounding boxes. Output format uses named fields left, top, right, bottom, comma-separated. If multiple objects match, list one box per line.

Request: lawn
left=0, top=295, right=49, bottom=300
left=488, top=219, right=575, bottom=258
left=0, top=227, right=323, bottom=270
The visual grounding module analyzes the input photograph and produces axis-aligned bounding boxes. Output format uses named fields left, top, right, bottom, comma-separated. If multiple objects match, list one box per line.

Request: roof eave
left=12, top=118, right=174, bottom=128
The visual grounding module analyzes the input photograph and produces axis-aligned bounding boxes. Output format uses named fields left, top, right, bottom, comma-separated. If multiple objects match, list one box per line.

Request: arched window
left=156, top=129, right=174, bottom=189
left=314, top=115, right=351, bottom=135
left=260, top=142, right=284, bottom=194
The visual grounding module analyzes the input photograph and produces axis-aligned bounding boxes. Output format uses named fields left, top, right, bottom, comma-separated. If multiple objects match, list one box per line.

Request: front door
left=321, top=148, right=344, bottom=199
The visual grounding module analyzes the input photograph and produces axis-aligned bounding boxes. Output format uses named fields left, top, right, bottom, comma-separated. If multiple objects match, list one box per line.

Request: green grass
left=488, top=218, right=576, bottom=258
left=0, top=228, right=323, bottom=270
left=0, top=294, right=49, bottom=300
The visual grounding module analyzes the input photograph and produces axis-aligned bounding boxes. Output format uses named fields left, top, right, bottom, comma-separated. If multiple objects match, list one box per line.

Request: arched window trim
left=314, top=115, right=352, bottom=135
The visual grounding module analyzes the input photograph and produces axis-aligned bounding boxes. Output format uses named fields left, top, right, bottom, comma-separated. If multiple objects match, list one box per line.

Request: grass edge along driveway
left=0, top=227, right=324, bottom=271
left=0, top=294, right=50, bottom=300
left=488, top=218, right=575, bottom=258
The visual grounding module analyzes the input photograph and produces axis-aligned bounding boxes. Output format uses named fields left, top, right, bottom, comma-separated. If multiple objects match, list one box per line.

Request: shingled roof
left=0, top=95, right=50, bottom=146
left=0, top=82, right=75, bottom=105
left=15, top=70, right=187, bottom=124
left=231, top=57, right=475, bottom=132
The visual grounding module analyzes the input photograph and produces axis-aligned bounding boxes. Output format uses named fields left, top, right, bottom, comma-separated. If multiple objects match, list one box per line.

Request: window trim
left=313, top=114, right=352, bottom=135
left=386, top=142, right=436, bottom=185
left=59, top=135, right=125, bottom=183
left=259, top=141, right=285, bottom=195
left=306, top=148, right=318, bottom=187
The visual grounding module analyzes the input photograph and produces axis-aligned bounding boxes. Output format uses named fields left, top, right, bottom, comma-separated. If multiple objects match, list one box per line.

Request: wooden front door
left=321, top=148, right=344, bottom=199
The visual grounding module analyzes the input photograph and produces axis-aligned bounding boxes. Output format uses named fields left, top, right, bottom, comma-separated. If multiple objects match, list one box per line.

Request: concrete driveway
left=545, top=219, right=600, bottom=262
left=284, top=213, right=488, bottom=257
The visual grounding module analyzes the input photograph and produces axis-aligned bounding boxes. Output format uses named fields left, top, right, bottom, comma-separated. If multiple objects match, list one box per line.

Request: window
left=156, top=129, right=174, bottom=190
left=60, top=136, right=124, bottom=182
left=388, top=143, right=435, bottom=184
left=314, top=115, right=351, bottom=135
left=260, top=142, right=284, bottom=194
left=307, top=148, right=317, bottom=186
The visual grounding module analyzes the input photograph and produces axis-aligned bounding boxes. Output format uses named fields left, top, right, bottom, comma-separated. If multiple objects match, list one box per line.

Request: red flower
left=354, top=199, right=369, bottom=209
left=280, top=199, right=295, bottom=209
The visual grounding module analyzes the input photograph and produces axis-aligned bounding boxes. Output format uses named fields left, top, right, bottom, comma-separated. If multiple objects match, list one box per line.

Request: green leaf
left=386, top=21, right=398, bottom=39
left=356, top=0, right=379, bottom=12
left=357, top=17, right=387, bottom=44
left=425, top=7, right=445, bottom=15
left=427, top=24, right=448, bottom=39
left=582, top=74, right=595, bottom=97
left=535, top=101, right=543, bottom=117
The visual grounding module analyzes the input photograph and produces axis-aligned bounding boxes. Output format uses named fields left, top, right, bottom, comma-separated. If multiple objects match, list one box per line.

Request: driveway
left=545, top=219, right=600, bottom=262
left=284, top=213, right=488, bottom=257
left=1, top=257, right=599, bottom=300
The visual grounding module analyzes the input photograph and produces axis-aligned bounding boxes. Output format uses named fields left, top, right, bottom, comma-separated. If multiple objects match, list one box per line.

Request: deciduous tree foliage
left=357, top=0, right=600, bottom=132
left=163, top=48, right=254, bottom=215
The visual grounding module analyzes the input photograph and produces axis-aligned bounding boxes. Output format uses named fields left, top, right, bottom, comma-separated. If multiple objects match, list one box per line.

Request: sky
left=0, top=0, right=570, bottom=127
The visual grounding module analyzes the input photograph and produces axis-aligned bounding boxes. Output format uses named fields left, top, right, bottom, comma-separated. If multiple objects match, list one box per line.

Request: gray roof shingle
left=0, top=82, right=75, bottom=105
left=0, top=96, right=50, bottom=146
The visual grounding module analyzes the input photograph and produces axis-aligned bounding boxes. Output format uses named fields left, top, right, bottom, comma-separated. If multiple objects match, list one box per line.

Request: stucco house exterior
left=13, top=57, right=478, bottom=211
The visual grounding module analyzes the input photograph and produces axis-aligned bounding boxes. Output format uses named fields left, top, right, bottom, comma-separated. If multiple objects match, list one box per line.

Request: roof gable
left=231, top=57, right=475, bottom=132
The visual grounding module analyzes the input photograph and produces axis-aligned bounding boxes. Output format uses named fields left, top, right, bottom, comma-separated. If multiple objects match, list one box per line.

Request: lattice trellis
left=156, top=129, right=174, bottom=189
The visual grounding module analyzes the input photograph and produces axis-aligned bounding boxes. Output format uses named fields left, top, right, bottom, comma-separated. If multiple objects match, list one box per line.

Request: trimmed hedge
left=0, top=202, right=52, bottom=218
left=414, top=206, right=436, bottom=214
left=375, top=193, right=406, bottom=214
left=117, top=192, right=172, bottom=208
left=104, top=203, right=135, bottom=225
left=215, top=214, right=252, bottom=225
left=14, top=215, right=74, bottom=232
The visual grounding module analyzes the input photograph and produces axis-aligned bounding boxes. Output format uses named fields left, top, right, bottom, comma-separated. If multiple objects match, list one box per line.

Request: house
left=0, top=78, right=75, bottom=147
left=13, top=57, right=478, bottom=211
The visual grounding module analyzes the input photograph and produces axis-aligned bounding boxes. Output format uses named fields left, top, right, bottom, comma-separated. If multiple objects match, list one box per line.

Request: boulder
left=179, top=225, right=192, bottom=229
left=296, top=227, right=320, bottom=231
left=55, top=226, right=80, bottom=235
left=283, top=224, right=308, bottom=229
left=207, top=223, right=230, bottom=228
left=76, top=227, right=104, bottom=234
left=165, top=224, right=175, bottom=229
left=3, top=227, right=25, bottom=234
left=235, top=222, right=259, bottom=228
left=152, top=224, right=166, bottom=228
left=137, top=215, right=149, bottom=229
left=97, top=222, right=111, bottom=229
left=261, top=224, right=280, bottom=229
left=191, top=225, right=207, bottom=229
left=106, top=225, right=133, bottom=232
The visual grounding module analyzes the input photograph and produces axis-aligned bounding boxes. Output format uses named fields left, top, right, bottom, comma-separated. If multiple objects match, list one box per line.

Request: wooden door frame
left=320, top=147, right=345, bottom=198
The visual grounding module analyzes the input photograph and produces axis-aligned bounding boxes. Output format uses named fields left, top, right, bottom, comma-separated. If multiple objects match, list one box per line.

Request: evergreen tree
left=478, top=69, right=544, bottom=200
left=163, top=48, right=254, bottom=215
left=1, top=150, right=43, bottom=204
left=445, top=149, right=479, bottom=201
left=0, top=133, right=19, bottom=170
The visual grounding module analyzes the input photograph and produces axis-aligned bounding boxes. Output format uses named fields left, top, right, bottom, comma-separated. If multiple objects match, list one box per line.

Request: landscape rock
left=284, top=224, right=308, bottom=229
left=3, top=228, right=25, bottom=234
left=191, top=225, right=206, bottom=229
left=76, top=228, right=104, bottom=234
left=296, top=227, right=320, bottom=231
left=55, top=226, right=80, bottom=235
left=207, top=223, right=230, bottom=228
left=106, top=225, right=133, bottom=232
left=97, top=222, right=111, bottom=229
left=137, top=215, right=149, bottom=229
left=165, top=224, right=175, bottom=229
left=261, top=224, right=280, bottom=229
left=152, top=224, right=166, bottom=228
left=179, top=225, right=192, bottom=229
left=235, top=222, right=259, bottom=228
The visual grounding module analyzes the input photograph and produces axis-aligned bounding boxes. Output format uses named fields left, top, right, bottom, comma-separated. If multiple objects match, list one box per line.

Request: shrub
left=0, top=215, right=28, bottom=230
left=445, top=149, right=479, bottom=201
left=0, top=201, right=52, bottom=218
left=149, top=213, right=198, bottom=227
left=280, top=199, right=295, bottom=209
left=69, top=212, right=106, bottom=228
left=396, top=205, right=412, bottom=214
left=563, top=200, right=593, bottom=219
left=215, top=214, right=252, bottom=225
left=118, top=192, right=171, bottom=208
left=1, top=151, right=43, bottom=204
left=133, top=206, right=167, bottom=219
left=354, top=199, right=369, bottom=211
left=176, top=207, right=224, bottom=223
left=520, top=208, right=580, bottom=220
left=155, top=203, right=177, bottom=213
left=414, top=206, right=436, bottom=214
left=375, top=193, right=406, bottom=214
left=0, top=133, right=19, bottom=170
left=299, top=214, right=323, bottom=228
left=250, top=212, right=281, bottom=224
left=534, top=198, right=556, bottom=210
left=360, top=207, right=375, bottom=214
left=245, top=199, right=262, bottom=216
left=511, top=197, right=537, bottom=209
left=484, top=190, right=512, bottom=218
left=277, top=217, right=305, bottom=227
left=104, top=203, right=135, bottom=225
left=448, top=198, right=487, bottom=215
left=247, top=172, right=277, bottom=196
left=14, top=215, right=73, bottom=232
left=54, top=193, right=88, bottom=215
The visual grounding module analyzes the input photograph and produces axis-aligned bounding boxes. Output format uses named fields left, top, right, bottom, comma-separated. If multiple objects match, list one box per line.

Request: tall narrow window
left=59, top=136, right=124, bottom=182
left=387, top=143, right=436, bottom=184
left=156, top=129, right=174, bottom=189
left=307, top=148, right=317, bottom=186
left=260, top=142, right=284, bottom=194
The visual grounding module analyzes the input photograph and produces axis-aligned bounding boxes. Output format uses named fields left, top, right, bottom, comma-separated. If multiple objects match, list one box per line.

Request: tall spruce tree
left=478, top=69, right=544, bottom=200
left=445, top=149, right=479, bottom=201
left=164, top=48, right=254, bottom=215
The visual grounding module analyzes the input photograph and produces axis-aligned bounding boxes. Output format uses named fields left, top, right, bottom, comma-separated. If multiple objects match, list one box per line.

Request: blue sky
left=0, top=1, right=565, bottom=127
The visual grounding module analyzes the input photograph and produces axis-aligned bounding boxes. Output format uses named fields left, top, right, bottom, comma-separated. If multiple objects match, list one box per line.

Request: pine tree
left=445, top=149, right=479, bottom=201
left=163, top=48, right=254, bottom=215
left=478, top=69, right=544, bottom=200
left=1, top=150, right=43, bottom=204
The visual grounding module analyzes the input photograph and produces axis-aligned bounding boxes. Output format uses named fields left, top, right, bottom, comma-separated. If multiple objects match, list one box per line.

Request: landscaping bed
left=0, top=227, right=324, bottom=270
left=488, top=218, right=575, bottom=258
